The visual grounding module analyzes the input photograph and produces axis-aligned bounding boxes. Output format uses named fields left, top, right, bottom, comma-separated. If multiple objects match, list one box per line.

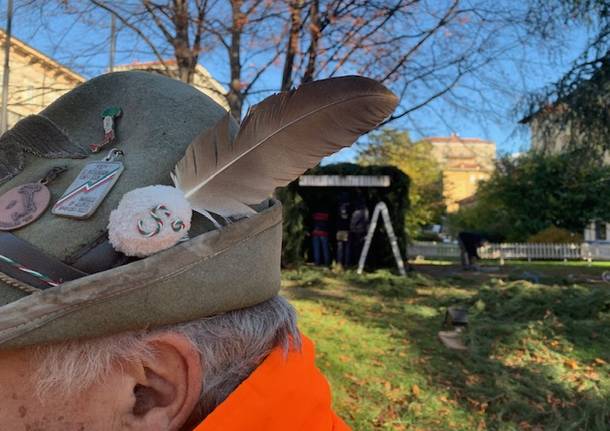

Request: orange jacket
left=193, top=336, right=351, bottom=431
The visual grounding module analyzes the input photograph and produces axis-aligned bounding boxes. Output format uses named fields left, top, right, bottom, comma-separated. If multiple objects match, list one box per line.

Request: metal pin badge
left=90, top=107, right=122, bottom=153
left=52, top=149, right=125, bottom=220
left=0, top=166, right=68, bottom=230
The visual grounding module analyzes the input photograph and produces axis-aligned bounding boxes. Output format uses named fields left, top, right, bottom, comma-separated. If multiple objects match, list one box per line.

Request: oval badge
left=0, top=183, right=51, bottom=231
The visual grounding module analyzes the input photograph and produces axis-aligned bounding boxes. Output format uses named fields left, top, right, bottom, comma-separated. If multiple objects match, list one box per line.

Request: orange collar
left=193, top=335, right=350, bottom=431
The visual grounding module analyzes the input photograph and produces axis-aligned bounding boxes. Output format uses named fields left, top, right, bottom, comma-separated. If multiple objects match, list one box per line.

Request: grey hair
left=34, top=295, right=300, bottom=420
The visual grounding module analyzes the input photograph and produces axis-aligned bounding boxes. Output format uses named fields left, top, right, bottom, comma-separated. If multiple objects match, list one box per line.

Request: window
left=595, top=221, right=607, bottom=241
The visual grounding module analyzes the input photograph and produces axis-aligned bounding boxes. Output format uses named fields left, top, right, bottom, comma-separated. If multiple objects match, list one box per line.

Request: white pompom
left=109, top=185, right=193, bottom=257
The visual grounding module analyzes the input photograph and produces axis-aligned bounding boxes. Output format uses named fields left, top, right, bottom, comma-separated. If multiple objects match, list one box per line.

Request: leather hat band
left=0, top=231, right=87, bottom=290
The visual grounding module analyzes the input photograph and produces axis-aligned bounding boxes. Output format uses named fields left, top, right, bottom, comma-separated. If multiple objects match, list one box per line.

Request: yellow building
left=114, top=60, right=229, bottom=110
left=0, top=30, right=85, bottom=128
left=425, top=134, right=496, bottom=213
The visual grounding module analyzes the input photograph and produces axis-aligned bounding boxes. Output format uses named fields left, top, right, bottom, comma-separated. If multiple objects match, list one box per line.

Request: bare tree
left=16, top=0, right=563, bottom=131
left=280, top=0, right=304, bottom=91
left=85, top=0, right=212, bottom=83
left=194, top=0, right=286, bottom=117
left=273, top=0, right=542, bottom=128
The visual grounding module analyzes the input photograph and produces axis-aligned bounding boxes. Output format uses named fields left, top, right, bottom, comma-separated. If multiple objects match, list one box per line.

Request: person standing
left=457, top=231, right=485, bottom=270
left=349, top=196, right=369, bottom=266
left=312, top=209, right=331, bottom=266
left=336, top=199, right=351, bottom=267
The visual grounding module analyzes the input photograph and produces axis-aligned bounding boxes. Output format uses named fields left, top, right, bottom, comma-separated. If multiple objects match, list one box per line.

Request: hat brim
left=0, top=199, right=282, bottom=350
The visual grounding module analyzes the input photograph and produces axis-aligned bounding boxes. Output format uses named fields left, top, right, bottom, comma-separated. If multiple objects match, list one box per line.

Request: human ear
left=126, top=333, right=203, bottom=431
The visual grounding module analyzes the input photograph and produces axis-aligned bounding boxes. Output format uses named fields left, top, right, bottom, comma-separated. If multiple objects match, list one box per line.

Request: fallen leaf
left=564, top=359, right=578, bottom=370
left=412, top=384, right=421, bottom=398
left=586, top=370, right=600, bottom=381
left=345, top=373, right=365, bottom=386
left=466, top=374, right=482, bottom=386
left=546, top=393, right=562, bottom=407
left=593, top=358, right=607, bottom=366
left=518, top=420, right=533, bottom=430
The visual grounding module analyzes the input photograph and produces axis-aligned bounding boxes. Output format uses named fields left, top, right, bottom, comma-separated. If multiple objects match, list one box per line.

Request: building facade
left=0, top=30, right=85, bottom=128
left=425, top=133, right=496, bottom=213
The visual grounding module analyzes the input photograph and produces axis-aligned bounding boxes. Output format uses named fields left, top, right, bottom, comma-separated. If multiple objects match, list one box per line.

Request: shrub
left=528, top=225, right=583, bottom=243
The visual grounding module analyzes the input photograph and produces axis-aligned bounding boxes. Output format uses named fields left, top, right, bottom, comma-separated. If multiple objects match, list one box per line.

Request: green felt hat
left=0, top=71, right=283, bottom=349
left=0, top=71, right=399, bottom=350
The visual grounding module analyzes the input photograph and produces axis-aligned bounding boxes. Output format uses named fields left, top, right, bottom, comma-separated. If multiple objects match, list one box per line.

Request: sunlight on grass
left=282, top=266, right=610, bottom=431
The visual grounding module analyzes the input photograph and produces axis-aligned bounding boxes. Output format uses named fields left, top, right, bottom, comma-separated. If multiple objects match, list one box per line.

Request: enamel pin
left=52, top=149, right=124, bottom=220
left=90, top=107, right=122, bottom=153
left=0, top=166, right=67, bottom=230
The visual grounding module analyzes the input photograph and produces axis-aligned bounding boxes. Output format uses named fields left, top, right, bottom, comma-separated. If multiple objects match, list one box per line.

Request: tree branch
left=89, top=0, right=171, bottom=74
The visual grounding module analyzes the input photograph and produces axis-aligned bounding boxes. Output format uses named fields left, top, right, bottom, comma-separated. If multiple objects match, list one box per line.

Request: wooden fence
left=407, top=241, right=586, bottom=261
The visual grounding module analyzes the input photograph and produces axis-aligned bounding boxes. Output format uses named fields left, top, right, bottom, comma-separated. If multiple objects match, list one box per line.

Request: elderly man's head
left=0, top=296, right=299, bottom=431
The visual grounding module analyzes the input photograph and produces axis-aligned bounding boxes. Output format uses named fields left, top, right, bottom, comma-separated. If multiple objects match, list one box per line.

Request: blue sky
left=1, top=1, right=593, bottom=163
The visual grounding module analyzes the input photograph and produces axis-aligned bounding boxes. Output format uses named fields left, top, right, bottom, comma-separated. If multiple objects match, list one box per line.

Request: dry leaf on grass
left=563, top=359, right=578, bottom=369
left=586, top=370, right=600, bottom=381
left=412, top=384, right=421, bottom=398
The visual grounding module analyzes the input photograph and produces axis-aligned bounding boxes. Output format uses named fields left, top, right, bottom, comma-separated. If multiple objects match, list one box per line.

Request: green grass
left=505, top=260, right=610, bottom=268
left=281, top=266, right=610, bottom=431
left=412, top=258, right=610, bottom=283
left=412, top=258, right=610, bottom=270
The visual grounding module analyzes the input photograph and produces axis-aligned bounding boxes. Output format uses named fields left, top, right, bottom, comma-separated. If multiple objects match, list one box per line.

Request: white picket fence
left=407, top=241, right=594, bottom=261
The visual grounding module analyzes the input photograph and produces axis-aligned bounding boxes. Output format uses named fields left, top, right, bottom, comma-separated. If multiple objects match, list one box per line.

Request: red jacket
left=194, top=336, right=350, bottom=430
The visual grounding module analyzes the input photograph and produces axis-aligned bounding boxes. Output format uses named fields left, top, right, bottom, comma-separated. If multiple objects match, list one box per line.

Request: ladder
left=357, top=201, right=406, bottom=276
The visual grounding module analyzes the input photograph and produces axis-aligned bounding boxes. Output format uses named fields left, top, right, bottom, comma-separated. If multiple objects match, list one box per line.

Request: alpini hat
left=0, top=71, right=397, bottom=350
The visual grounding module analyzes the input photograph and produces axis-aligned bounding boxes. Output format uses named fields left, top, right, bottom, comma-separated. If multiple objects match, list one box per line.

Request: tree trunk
left=302, top=0, right=319, bottom=84
left=228, top=0, right=244, bottom=119
left=281, top=0, right=303, bottom=91
left=173, top=0, right=195, bottom=83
